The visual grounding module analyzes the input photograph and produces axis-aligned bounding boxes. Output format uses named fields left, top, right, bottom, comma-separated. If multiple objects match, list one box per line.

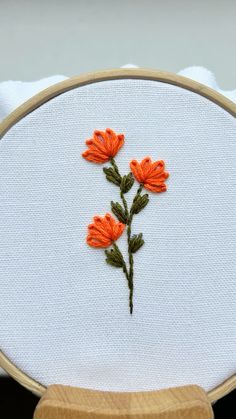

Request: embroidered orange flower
left=87, top=213, right=125, bottom=248
left=130, top=157, right=169, bottom=193
left=82, top=128, right=125, bottom=163
left=83, top=128, right=170, bottom=314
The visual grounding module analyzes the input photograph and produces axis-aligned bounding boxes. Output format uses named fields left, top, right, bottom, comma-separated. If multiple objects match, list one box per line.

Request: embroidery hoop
left=0, top=68, right=235, bottom=402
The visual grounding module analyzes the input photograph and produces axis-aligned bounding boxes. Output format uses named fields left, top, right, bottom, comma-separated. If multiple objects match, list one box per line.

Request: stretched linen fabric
left=0, top=67, right=235, bottom=122
left=0, top=70, right=235, bottom=392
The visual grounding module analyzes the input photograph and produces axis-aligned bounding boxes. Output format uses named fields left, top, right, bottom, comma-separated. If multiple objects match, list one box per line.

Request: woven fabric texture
left=0, top=66, right=235, bottom=122
left=0, top=79, right=235, bottom=392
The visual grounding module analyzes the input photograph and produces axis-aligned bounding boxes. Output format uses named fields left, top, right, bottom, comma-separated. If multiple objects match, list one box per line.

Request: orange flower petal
left=147, top=160, right=165, bottom=177
left=92, top=214, right=115, bottom=238
left=103, top=213, right=116, bottom=237
left=112, top=221, right=126, bottom=241
left=146, top=172, right=169, bottom=184
left=82, top=150, right=109, bottom=163
left=88, top=224, right=110, bottom=240
left=131, top=157, right=168, bottom=193
left=82, top=129, right=125, bottom=164
left=144, top=183, right=167, bottom=193
left=104, top=129, right=116, bottom=155
left=87, top=236, right=112, bottom=248
left=93, top=130, right=108, bottom=150
left=140, top=157, right=153, bottom=177
left=86, top=213, right=125, bottom=248
left=112, top=132, right=125, bottom=156
left=86, top=137, right=108, bottom=154
left=130, top=160, right=144, bottom=183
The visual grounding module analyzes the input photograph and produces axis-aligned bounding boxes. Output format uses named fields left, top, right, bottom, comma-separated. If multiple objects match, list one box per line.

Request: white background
left=0, top=0, right=235, bottom=88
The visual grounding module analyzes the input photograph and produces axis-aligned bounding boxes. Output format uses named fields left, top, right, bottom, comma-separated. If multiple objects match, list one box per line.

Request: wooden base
left=33, top=384, right=214, bottom=419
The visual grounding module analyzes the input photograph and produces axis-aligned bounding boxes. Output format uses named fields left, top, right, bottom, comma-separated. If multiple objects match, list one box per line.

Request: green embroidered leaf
left=105, top=247, right=124, bottom=268
left=131, top=194, right=149, bottom=214
left=120, top=173, right=135, bottom=193
left=111, top=201, right=127, bottom=223
left=129, top=233, right=145, bottom=253
left=103, top=167, right=122, bottom=186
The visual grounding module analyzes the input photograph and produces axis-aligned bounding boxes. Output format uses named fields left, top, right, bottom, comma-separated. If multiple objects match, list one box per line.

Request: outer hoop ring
left=0, top=68, right=235, bottom=401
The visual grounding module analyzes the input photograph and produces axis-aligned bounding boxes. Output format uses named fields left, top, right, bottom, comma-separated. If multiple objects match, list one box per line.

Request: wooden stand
left=34, top=384, right=214, bottom=419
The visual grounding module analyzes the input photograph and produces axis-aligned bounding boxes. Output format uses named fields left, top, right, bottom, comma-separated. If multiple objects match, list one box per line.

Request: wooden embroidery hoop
left=0, top=68, right=235, bottom=418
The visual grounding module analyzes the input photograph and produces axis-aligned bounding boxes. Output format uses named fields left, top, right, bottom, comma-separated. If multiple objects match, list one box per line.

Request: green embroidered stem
left=112, top=242, right=129, bottom=281
left=120, top=190, right=129, bottom=219
left=110, top=158, right=120, bottom=176
left=110, top=157, right=129, bottom=220
left=136, top=184, right=144, bottom=196
left=109, top=159, right=145, bottom=314
left=127, top=184, right=143, bottom=314
left=127, top=224, right=134, bottom=314
left=110, top=158, right=133, bottom=313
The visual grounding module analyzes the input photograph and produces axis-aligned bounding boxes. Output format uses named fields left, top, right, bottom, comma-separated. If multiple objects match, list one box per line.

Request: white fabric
left=0, top=67, right=235, bottom=122
left=179, top=66, right=236, bottom=103
left=0, top=75, right=68, bottom=121
left=0, top=78, right=235, bottom=392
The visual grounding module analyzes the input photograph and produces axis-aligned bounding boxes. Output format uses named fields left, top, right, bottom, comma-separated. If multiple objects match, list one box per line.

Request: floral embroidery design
left=87, top=214, right=125, bottom=248
left=82, top=128, right=169, bottom=314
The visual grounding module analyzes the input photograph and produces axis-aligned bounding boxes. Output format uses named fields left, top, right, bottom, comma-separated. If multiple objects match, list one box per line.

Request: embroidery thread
left=82, top=128, right=169, bottom=314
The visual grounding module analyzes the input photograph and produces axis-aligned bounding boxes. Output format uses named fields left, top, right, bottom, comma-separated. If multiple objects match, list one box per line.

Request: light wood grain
left=33, top=384, right=214, bottom=419
left=0, top=351, right=44, bottom=397
left=0, top=69, right=235, bottom=402
left=0, top=68, right=235, bottom=141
